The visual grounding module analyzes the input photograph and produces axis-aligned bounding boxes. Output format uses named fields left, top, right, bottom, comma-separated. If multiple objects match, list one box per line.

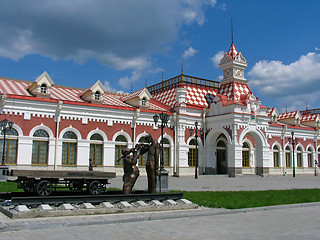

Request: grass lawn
left=180, top=189, right=320, bottom=209
left=0, top=182, right=23, bottom=192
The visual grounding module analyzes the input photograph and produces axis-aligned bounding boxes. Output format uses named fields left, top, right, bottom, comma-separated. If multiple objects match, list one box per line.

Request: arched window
left=188, top=139, right=198, bottom=167
left=138, top=137, right=148, bottom=166
left=307, top=147, right=313, bottom=168
left=141, top=97, right=147, bottom=106
left=32, top=129, right=49, bottom=165
left=40, top=84, right=47, bottom=94
left=285, top=146, right=291, bottom=167
left=94, top=91, right=100, bottom=101
left=297, top=146, right=303, bottom=168
left=242, top=142, right=250, bottom=167
left=160, top=138, right=170, bottom=167
left=90, top=133, right=103, bottom=166
left=114, top=135, right=127, bottom=166
left=217, top=140, right=226, bottom=148
left=62, top=131, right=77, bottom=166
left=273, top=145, right=280, bottom=168
left=0, top=128, right=18, bottom=165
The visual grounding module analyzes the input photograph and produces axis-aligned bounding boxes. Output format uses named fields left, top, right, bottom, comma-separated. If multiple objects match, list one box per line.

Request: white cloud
left=0, top=1, right=217, bottom=69
left=182, top=46, right=198, bottom=59
left=211, top=51, right=224, bottom=67
left=315, top=47, right=320, bottom=51
left=248, top=52, right=320, bottom=111
left=119, top=71, right=142, bottom=89
left=104, top=81, right=117, bottom=93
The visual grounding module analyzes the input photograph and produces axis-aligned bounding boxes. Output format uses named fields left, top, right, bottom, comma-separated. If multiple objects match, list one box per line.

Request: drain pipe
left=282, top=125, right=287, bottom=176
left=173, top=112, right=178, bottom=176
left=202, top=108, right=207, bottom=174
left=132, top=109, right=140, bottom=146
left=54, top=101, right=63, bottom=170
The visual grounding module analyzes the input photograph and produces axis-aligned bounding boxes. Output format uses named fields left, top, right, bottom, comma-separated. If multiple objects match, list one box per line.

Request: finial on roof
left=131, top=80, right=133, bottom=93
left=306, top=100, right=308, bottom=111
left=162, top=71, right=164, bottom=82
left=145, top=78, right=148, bottom=87
left=181, top=60, right=184, bottom=75
left=285, top=105, right=288, bottom=113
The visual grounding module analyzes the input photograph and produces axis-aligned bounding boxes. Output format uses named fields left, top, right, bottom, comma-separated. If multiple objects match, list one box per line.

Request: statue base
left=0, top=165, right=9, bottom=182
left=156, top=170, right=169, bottom=192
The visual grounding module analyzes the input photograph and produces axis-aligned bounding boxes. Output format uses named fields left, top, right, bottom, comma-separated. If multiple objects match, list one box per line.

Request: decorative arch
left=295, top=143, right=305, bottom=151
left=186, top=135, right=203, bottom=147
left=306, top=144, right=315, bottom=152
left=205, top=128, right=232, bottom=146
left=156, top=133, right=174, bottom=146
left=238, top=128, right=268, bottom=147
left=12, top=124, right=23, bottom=136
left=59, top=126, right=82, bottom=140
left=87, top=128, right=108, bottom=141
left=29, top=124, right=54, bottom=138
left=271, top=141, right=282, bottom=150
left=112, top=130, right=131, bottom=142
left=135, top=131, right=150, bottom=143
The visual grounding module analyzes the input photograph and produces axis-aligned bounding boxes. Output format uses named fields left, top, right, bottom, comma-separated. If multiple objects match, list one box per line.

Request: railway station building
left=0, top=42, right=319, bottom=177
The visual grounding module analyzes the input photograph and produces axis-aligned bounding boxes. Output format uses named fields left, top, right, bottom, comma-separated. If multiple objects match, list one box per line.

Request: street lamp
left=288, top=131, right=298, bottom=177
left=189, top=121, right=203, bottom=179
left=153, top=112, right=170, bottom=192
left=0, top=119, right=13, bottom=166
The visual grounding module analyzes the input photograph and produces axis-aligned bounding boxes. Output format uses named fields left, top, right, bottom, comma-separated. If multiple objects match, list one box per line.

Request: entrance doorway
left=216, top=140, right=227, bottom=174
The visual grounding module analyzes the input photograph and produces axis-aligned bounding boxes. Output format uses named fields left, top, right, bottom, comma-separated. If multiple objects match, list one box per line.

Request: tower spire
left=231, top=17, right=234, bottom=43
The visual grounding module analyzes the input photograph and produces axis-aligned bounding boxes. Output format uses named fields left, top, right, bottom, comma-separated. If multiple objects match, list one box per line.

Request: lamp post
left=288, top=131, right=298, bottom=177
left=153, top=112, right=170, bottom=192
left=189, top=121, right=203, bottom=179
left=0, top=119, right=13, bottom=166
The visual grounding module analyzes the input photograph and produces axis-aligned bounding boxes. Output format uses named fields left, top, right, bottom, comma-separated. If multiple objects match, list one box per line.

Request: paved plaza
left=110, top=174, right=320, bottom=192
left=1, top=175, right=320, bottom=239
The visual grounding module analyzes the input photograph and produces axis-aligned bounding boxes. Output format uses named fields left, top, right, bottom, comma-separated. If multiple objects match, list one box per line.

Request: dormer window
left=27, top=72, right=54, bottom=98
left=40, top=84, right=47, bottom=94
left=95, top=91, right=100, bottom=101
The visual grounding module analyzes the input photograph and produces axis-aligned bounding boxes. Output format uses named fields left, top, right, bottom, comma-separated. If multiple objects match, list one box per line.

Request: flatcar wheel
left=88, top=180, right=103, bottom=195
left=35, top=180, right=53, bottom=196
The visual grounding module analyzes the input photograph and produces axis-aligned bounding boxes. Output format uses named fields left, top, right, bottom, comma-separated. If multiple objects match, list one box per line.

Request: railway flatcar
left=4, top=169, right=116, bottom=196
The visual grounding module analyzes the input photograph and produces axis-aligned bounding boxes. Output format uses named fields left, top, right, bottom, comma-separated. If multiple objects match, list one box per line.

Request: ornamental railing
left=148, top=74, right=220, bottom=94
left=300, top=108, right=320, bottom=115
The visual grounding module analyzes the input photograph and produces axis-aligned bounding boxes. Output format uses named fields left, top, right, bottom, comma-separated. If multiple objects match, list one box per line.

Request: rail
left=1, top=192, right=184, bottom=206
left=148, top=74, right=220, bottom=94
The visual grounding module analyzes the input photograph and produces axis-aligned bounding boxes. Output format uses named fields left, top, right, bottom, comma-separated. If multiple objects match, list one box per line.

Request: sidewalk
left=1, top=174, right=320, bottom=233
left=110, top=174, right=320, bottom=192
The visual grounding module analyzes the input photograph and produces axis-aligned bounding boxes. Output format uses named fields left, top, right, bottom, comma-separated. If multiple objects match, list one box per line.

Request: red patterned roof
left=278, top=111, right=299, bottom=120
left=215, top=81, right=254, bottom=106
left=152, top=87, right=176, bottom=107
left=227, top=43, right=239, bottom=59
left=185, top=85, right=217, bottom=107
left=301, top=114, right=318, bottom=122
left=152, top=84, right=217, bottom=108
left=0, top=78, right=144, bottom=109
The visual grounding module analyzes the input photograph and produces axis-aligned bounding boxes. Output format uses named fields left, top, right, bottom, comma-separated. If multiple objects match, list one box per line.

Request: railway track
left=1, top=192, right=184, bottom=206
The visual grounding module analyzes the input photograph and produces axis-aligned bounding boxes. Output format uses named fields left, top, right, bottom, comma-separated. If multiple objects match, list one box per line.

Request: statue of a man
left=122, top=146, right=140, bottom=195
left=139, top=134, right=160, bottom=193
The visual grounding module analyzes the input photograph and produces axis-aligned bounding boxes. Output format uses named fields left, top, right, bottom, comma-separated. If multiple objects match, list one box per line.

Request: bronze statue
left=122, top=146, right=140, bottom=195
left=139, top=134, right=160, bottom=193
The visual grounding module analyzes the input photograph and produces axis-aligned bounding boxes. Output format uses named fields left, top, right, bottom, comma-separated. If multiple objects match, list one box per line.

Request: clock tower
left=219, top=43, right=248, bottom=84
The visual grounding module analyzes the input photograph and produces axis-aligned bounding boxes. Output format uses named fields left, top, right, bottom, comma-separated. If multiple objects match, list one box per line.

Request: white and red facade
left=1, top=43, right=319, bottom=177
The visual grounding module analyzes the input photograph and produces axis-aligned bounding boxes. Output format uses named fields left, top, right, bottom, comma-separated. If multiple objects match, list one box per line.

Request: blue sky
left=0, top=0, right=319, bottom=113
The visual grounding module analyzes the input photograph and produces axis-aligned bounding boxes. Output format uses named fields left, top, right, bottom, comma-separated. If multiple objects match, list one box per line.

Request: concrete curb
left=1, top=202, right=320, bottom=233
